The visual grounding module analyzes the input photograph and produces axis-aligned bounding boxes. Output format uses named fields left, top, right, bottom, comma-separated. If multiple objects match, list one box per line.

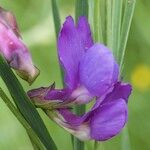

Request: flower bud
left=0, top=7, right=39, bottom=84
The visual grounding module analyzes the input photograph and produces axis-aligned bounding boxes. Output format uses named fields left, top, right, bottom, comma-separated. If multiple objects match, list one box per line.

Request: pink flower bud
left=0, top=7, right=39, bottom=84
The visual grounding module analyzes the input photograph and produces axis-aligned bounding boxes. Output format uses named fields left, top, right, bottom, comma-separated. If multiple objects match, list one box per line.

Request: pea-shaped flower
left=0, top=7, right=39, bottom=84
left=28, top=16, right=132, bottom=141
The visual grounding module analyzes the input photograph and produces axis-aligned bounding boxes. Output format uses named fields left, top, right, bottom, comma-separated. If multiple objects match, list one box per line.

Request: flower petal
left=58, top=16, right=93, bottom=90
left=46, top=109, right=91, bottom=141
left=28, top=84, right=70, bottom=109
left=101, top=82, right=132, bottom=104
left=80, top=43, right=119, bottom=96
left=70, top=85, right=93, bottom=105
left=90, top=99, right=127, bottom=141
left=0, top=7, right=20, bottom=37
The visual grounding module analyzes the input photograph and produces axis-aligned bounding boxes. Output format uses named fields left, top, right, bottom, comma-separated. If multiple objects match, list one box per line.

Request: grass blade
left=118, top=0, right=136, bottom=71
left=112, top=0, right=123, bottom=58
left=51, top=0, right=61, bottom=38
left=121, top=126, right=131, bottom=150
left=0, top=55, right=57, bottom=150
left=51, top=0, right=64, bottom=86
left=118, top=1, right=136, bottom=150
left=94, top=0, right=103, bottom=42
left=106, top=0, right=113, bottom=49
left=75, top=0, right=88, bottom=22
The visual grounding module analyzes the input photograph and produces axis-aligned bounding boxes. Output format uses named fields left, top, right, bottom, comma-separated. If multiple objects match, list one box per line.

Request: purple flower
left=28, top=16, right=132, bottom=141
left=0, top=7, right=39, bottom=84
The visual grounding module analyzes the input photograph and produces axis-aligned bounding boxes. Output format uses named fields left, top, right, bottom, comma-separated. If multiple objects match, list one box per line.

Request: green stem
left=94, top=0, right=103, bottom=42
left=0, top=55, right=57, bottom=150
left=106, top=0, right=113, bottom=49
left=51, top=0, right=64, bottom=86
left=73, top=105, right=85, bottom=150
left=117, top=1, right=135, bottom=150
left=118, top=0, right=136, bottom=71
left=28, top=132, right=42, bottom=150
left=94, top=141, right=104, bottom=150
left=94, top=141, right=98, bottom=150
left=121, top=126, right=131, bottom=150
left=112, top=0, right=123, bottom=58
left=73, top=138, right=84, bottom=150
left=51, top=0, right=61, bottom=38
left=75, top=0, right=88, bottom=22
left=0, top=87, right=44, bottom=150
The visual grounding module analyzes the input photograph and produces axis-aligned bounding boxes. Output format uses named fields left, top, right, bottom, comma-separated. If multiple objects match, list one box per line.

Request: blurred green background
left=0, top=0, right=150, bottom=149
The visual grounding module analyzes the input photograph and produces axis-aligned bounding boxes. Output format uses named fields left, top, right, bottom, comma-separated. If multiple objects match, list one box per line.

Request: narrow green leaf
left=51, top=0, right=64, bottom=86
left=118, top=0, right=136, bottom=71
left=0, top=87, right=44, bottom=149
left=94, top=141, right=98, bottom=150
left=73, top=105, right=85, bottom=150
left=51, top=0, right=61, bottom=38
left=75, top=0, right=88, bottom=22
left=94, top=141, right=104, bottom=150
left=94, top=0, right=103, bottom=42
left=106, top=0, right=113, bottom=49
left=0, top=55, right=57, bottom=150
left=112, top=0, right=123, bottom=58
left=118, top=1, right=136, bottom=150
left=121, top=126, right=131, bottom=150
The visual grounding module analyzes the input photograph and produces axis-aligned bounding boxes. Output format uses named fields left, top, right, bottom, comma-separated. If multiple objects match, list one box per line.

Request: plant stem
left=94, top=141, right=98, bottom=150
left=121, top=126, right=131, bottom=150
left=51, top=0, right=64, bottom=86
left=0, top=87, right=44, bottom=150
left=0, top=55, right=57, bottom=150
left=106, top=0, right=113, bottom=49
left=51, top=0, right=61, bottom=38
left=73, top=105, right=85, bottom=150
left=94, top=0, right=103, bottom=42
left=94, top=141, right=104, bottom=150
left=118, top=0, right=136, bottom=72
left=75, top=0, right=88, bottom=22
left=112, top=0, right=123, bottom=58
left=117, top=1, right=136, bottom=150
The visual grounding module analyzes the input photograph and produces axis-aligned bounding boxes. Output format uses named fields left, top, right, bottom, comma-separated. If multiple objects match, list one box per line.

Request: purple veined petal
left=77, top=17, right=93, bottom=51
left=45, top=84, right=94, bottom=106
left=46, top=109, right=91, bottom=141
left=80, top=43, right=119, bottom=97
left=101, top=82, right=132, bottom=104
left=70, top=85, right=94, bottom=105
left=57, top=16, right=93, bottom=90
left=90, top=99, right=128, bottom=141
left=44, top=88, right=71, bottom=102
left=28, top=84, right=94, bottom=109
left=27, top=84, right=70, bottom=109
left=88, top=82, right=132, bottom=118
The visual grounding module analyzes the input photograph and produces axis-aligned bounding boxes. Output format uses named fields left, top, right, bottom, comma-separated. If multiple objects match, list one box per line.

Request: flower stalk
left=51, top=0, right=61, bottom=38
left=51, top=0, right=64, bottom=86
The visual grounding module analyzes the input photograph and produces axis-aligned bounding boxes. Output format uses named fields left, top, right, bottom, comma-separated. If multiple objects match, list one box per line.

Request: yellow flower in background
left=131, top=64, right=150, bottom=91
